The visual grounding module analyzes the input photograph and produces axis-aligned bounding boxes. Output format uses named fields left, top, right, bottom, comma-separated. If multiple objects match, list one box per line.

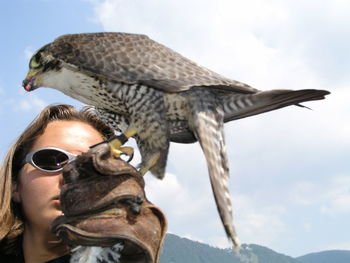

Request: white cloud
left=289, top=181, right=320, bottom=206
left=145, top=169, right=288, bottom=248
left=289, top=176, right=350, bottom=216
left=145, top=172, right=212, bottom=221
left=303, top=223, right=312, bottom=232
left=234, top=195, right=287, bottom=247
left=321, top=176, right=350, bottom=215
left=12, top=93, right=48, bottom=112
left=324, top=241, right=350, bottom=251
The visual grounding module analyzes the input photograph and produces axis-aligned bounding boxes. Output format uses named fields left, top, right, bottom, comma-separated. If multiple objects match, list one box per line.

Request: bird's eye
left=29, top=53, right=42, bottom=69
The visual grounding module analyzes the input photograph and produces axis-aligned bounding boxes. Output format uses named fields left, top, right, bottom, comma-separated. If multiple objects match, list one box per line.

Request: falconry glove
left=51, top=143, right=167, bottom=263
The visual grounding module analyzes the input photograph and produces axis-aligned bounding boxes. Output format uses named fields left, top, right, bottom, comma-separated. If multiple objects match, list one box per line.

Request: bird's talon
left=120, top=146, right=134, bottom=157
left=110, top=146, right=134, bottom=162
left=119, top=146, right=134, bottom=162
left=110, top=148, right=123, bottom=158
left=108, top=128, right=137, bottom=162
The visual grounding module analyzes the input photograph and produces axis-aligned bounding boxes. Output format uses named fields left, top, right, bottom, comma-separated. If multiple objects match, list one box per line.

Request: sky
left=1, top=0, right=349, bottom=258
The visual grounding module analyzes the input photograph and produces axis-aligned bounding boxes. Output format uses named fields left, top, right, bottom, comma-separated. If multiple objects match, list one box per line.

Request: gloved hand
left=51, top=143, right=167, bottom=263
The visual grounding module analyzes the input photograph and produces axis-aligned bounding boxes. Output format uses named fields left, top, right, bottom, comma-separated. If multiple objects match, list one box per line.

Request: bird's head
left=23, top=46, right=61, bottom=92
left=23, top=49, right=45, bottom=91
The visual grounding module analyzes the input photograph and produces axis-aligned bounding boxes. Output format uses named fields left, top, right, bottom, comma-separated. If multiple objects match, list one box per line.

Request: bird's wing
left=47, top=32, right=258, bottom=94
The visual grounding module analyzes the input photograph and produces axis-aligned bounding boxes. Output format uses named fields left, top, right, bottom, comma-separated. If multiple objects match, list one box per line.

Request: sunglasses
left=24, top=147, right=77, bottom=173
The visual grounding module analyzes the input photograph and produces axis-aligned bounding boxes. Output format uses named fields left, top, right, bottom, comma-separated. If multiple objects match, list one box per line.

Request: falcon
left=22, top=32, right=330, bottom=247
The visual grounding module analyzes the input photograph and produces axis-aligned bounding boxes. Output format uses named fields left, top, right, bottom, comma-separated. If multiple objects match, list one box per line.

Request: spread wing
left=45, top=32, right=258, bottom=94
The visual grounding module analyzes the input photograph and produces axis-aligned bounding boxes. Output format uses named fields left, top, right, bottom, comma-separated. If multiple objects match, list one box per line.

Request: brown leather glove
left=51, top=143, right=167, bottom=263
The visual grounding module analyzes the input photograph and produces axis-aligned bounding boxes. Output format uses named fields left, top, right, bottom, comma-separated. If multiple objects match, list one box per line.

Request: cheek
left=18, top=167, right=62, bottom=224
left=20, top=177, right=54, bottom=209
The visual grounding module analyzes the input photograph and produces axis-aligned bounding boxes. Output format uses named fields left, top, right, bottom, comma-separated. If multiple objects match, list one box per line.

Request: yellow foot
left=108, top=128, right=137, bottom=161
left=110, top=146, right=135, bottom=162
left=139, top=153, right=160, bottom=176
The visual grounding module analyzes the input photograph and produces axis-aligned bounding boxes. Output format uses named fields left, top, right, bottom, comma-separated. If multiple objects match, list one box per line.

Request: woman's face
left=14, top=120, right=104, bottom=233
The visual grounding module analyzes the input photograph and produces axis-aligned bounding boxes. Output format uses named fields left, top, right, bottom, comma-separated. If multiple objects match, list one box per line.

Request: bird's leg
left=139, top=153, right=161, bottom=176
left=108, top=128, right=137, bottom=161
left=108, top=127, right=163, bottom=176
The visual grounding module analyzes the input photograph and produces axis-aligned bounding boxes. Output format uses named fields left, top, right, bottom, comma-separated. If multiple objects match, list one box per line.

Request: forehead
left=31, top=120, right=104, bottom=153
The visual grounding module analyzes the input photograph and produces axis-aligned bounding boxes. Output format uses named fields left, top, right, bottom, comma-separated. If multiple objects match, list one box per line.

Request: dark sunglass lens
left=32, top=149, right=69, bottom=170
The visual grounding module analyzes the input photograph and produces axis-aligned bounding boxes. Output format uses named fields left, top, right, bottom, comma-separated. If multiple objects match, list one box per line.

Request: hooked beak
left=22, top=70, right=39, bottom=91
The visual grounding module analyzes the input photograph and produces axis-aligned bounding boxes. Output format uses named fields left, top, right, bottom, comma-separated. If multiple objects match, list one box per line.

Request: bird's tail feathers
left=223, top=89, right=330, bottom=122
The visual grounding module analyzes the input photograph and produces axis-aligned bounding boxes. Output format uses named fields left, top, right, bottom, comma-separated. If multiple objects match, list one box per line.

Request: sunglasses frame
left=24, top=147, right=77, bottom=173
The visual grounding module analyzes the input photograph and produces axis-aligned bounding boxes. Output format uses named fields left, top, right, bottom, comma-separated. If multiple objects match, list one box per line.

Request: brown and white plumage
left=23, top=32, right=330, bottom=247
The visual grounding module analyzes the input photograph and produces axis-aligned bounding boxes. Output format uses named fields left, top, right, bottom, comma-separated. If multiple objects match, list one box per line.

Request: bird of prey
left=23, top=32, right=330, bottom=247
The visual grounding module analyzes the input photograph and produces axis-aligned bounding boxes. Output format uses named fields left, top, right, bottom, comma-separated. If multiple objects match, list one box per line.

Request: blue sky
left=1, top=0, right=349, bottom=257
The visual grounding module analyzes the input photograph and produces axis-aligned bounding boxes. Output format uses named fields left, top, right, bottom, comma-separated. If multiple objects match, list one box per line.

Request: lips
left=53, top=195, right=60, bottom=201
left=52, top=195, right=62, bottom=210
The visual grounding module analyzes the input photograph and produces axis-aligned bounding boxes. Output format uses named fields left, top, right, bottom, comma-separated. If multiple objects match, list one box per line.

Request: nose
left=58, top=173, right=65, bottom=188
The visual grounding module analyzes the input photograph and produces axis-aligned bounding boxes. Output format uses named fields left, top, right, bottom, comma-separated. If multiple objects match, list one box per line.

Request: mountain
left=297, top=250, right=350, bottom=263
left=159, top=234, right=303, bottom=263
